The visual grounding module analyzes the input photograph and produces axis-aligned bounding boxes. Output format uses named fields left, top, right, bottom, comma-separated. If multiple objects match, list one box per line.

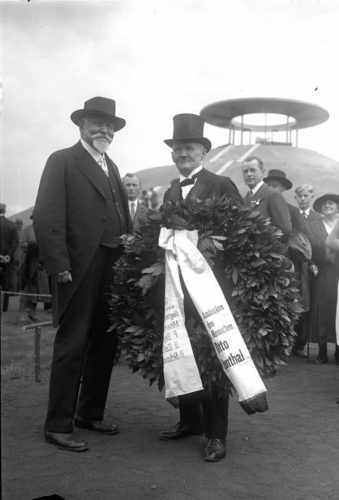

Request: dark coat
left=163, top=168, right=243, bottom=299
left=0, top=216, right=19, bottom=291
left=0, top=216, right=18, bottom=258
left=33, top=141, right=131, bottom=323
left=305, top=214, right=339, bottom=343
left=133, top=200, right=150, bottom=233
left=163, top=168, right=243, bottom=207
left=244, top=183, right=292, bottom=235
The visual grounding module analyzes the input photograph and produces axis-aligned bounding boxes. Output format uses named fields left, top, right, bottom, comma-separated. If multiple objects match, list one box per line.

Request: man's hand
left=56, top=270, right=72, bottom=283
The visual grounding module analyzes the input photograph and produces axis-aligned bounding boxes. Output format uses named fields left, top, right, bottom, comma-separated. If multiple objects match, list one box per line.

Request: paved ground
left=1, top=301, right=339, bottom=500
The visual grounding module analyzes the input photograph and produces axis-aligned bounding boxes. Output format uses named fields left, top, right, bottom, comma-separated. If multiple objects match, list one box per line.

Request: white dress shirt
left=249, top=180, right=264, bottom=196
left=80, top=139, right=109, bottom=176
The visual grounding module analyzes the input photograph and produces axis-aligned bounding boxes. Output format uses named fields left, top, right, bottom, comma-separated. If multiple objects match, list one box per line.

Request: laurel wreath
left=108, top=196, right=301, bottom=396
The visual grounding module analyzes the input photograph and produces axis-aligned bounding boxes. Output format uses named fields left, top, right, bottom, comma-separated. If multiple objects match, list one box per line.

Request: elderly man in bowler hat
left=34, top=97, right=131, bottom=452
left=159, top=113, right=242, bottom=462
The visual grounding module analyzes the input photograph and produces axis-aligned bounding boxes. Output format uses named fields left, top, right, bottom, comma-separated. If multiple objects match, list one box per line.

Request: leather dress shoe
left=74, top=418, right=119, bottom=435
left=45, top=431, right=88, bottom=452
left=204, top=438, right=226, bottom=462
left=159, top=422, right=202, bottom=440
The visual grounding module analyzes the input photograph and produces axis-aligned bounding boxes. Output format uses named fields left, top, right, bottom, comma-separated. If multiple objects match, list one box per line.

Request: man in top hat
left=159, top=113, right=242, bottom=462
left=242, top=158, right=292, bottom=236
left=33, top=97, right=131, bottom=452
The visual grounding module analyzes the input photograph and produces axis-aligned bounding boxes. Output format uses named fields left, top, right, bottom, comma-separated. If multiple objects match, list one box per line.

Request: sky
left=1, top=0, right=339, bottom=215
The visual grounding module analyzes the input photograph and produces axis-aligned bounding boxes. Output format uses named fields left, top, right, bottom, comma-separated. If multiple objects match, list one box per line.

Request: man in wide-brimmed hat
left=159, top=113, right=242, bottom=463
left=264, top=171, right=316, bottom=357
left=34, top=97, right=131, bottom=452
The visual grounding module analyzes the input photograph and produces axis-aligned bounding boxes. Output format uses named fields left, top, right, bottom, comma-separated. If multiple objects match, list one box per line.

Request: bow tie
left=180, top=173, right=200, bottom=187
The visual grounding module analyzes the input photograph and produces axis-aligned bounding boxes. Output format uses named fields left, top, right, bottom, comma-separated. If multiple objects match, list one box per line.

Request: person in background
left=264, top=171, right=313, bottom=358
left=311, top=193, right=339, bottom=364
left=293, top=185, right=324, bottom=356
left=242, top=157, right=292, bottom=236
left=0, top=203, right=19, bottom=312
left=326, top=218, right=339, bottom=366
left=122, top=173, right=149, bottom=232
left=19, top=222, right=51, bottom=322
left=33, top=97, right=131, bottom=452
left=12, top=218, right=24, bottom=293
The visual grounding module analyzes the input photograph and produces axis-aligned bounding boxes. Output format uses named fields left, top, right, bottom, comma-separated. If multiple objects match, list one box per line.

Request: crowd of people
left=1, top=96, right=338, bottom=463
left=0, top=205, right=51, bottom=320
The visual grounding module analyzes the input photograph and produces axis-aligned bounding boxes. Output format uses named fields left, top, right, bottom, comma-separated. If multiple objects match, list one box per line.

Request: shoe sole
left=45, top=436, right=89, bottom=452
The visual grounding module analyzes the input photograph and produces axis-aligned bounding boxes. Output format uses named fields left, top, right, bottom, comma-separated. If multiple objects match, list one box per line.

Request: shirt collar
left=300, top=207, right=311, bottom=216
left=179, top=165, right=203, bottom=184
left=250, top=180, right=264, bottom=195
left=80, top=138, right=105, bottom=164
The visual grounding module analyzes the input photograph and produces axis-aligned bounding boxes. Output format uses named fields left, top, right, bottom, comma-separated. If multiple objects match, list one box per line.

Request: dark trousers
left=179, top=391, right=229, bottom=440
left=45, top=247, right=119, bottom=433
left=294, top=311, right=310, bottom=351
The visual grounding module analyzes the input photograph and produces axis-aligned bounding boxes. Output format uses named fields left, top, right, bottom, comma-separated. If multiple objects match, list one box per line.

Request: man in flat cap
left=34, top=97, right=131, bottom=452
left=159, top=113, right=242, bottom=462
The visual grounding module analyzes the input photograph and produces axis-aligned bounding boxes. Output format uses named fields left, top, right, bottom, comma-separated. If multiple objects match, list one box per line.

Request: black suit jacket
left=33, top=141, right=131, bottom=322
left=244, top=184, right=292, bottom=235
left=163, top=168, right=243, bottom=207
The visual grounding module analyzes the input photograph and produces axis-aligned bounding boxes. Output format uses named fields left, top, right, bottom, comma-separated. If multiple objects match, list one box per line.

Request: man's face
left=123, top=176, right=140, bottom=201
left=171, top=142, right=206, bottom=176
left=242, top=160, right=264, bottom=189
left=80, top=114, right=114, bottom=154
left=266, top=180, right=285, bottom=193
left=295, top=190, right=313, bottom=210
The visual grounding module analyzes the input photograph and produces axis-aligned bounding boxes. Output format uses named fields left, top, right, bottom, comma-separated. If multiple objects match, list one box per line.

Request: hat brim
left=70, top=109, right=126, bottom=131
left=313, top=193, right=339, bottom=212
left=164, top=137, right=211, bottom=152
left=264, top=175, right=292, bottom=190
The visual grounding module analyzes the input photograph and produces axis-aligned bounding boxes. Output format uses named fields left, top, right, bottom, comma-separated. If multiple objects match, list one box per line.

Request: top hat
left=70, top=96, right=126, bottom=131
left=164, top=113, right=211, bottom=152
left=313, top=193, right=339, bottom=212
left=264, top=169, right=292, bottom=190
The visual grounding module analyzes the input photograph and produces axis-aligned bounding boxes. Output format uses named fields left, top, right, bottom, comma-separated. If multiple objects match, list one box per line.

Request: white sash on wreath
left=159, top=227, right=267, bottom=405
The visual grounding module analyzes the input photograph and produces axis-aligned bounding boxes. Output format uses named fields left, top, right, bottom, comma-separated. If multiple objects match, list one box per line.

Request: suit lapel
left=73, top=142, right=108, bottom=200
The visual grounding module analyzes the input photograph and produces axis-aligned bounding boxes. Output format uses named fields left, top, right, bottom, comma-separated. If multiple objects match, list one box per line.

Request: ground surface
left=1, top=299, right=339, bottom=500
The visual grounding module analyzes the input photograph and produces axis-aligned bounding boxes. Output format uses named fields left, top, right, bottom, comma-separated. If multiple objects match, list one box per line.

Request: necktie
left=180, top=171, right=201, bottom=187
left=180, top=177, right=196, bottom=187
left=301, top=210, right=308, bottom=219
left=130, top=201, right=136, bottom=220
left=97, top=155, right=109, bottom=176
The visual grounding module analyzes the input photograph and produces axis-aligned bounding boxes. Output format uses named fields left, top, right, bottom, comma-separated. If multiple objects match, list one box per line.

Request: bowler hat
left=70, top=96, right=126, bottom=131
left=313, top=193, right=339, bottom=212
left=164, top=113, right=211, bottom=152
left=264, top=169, right=292, bottom=190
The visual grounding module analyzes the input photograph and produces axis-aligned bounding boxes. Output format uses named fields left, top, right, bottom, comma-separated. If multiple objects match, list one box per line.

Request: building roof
left=200, top=97, right=329, bottom=131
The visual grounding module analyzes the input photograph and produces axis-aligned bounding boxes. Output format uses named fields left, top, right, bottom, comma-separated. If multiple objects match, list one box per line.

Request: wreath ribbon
left=159, top=227, right=268, bottom=413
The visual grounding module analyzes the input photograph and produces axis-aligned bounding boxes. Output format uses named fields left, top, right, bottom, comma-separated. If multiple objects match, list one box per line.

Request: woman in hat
left=311, top=193, right=339, bottom=363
